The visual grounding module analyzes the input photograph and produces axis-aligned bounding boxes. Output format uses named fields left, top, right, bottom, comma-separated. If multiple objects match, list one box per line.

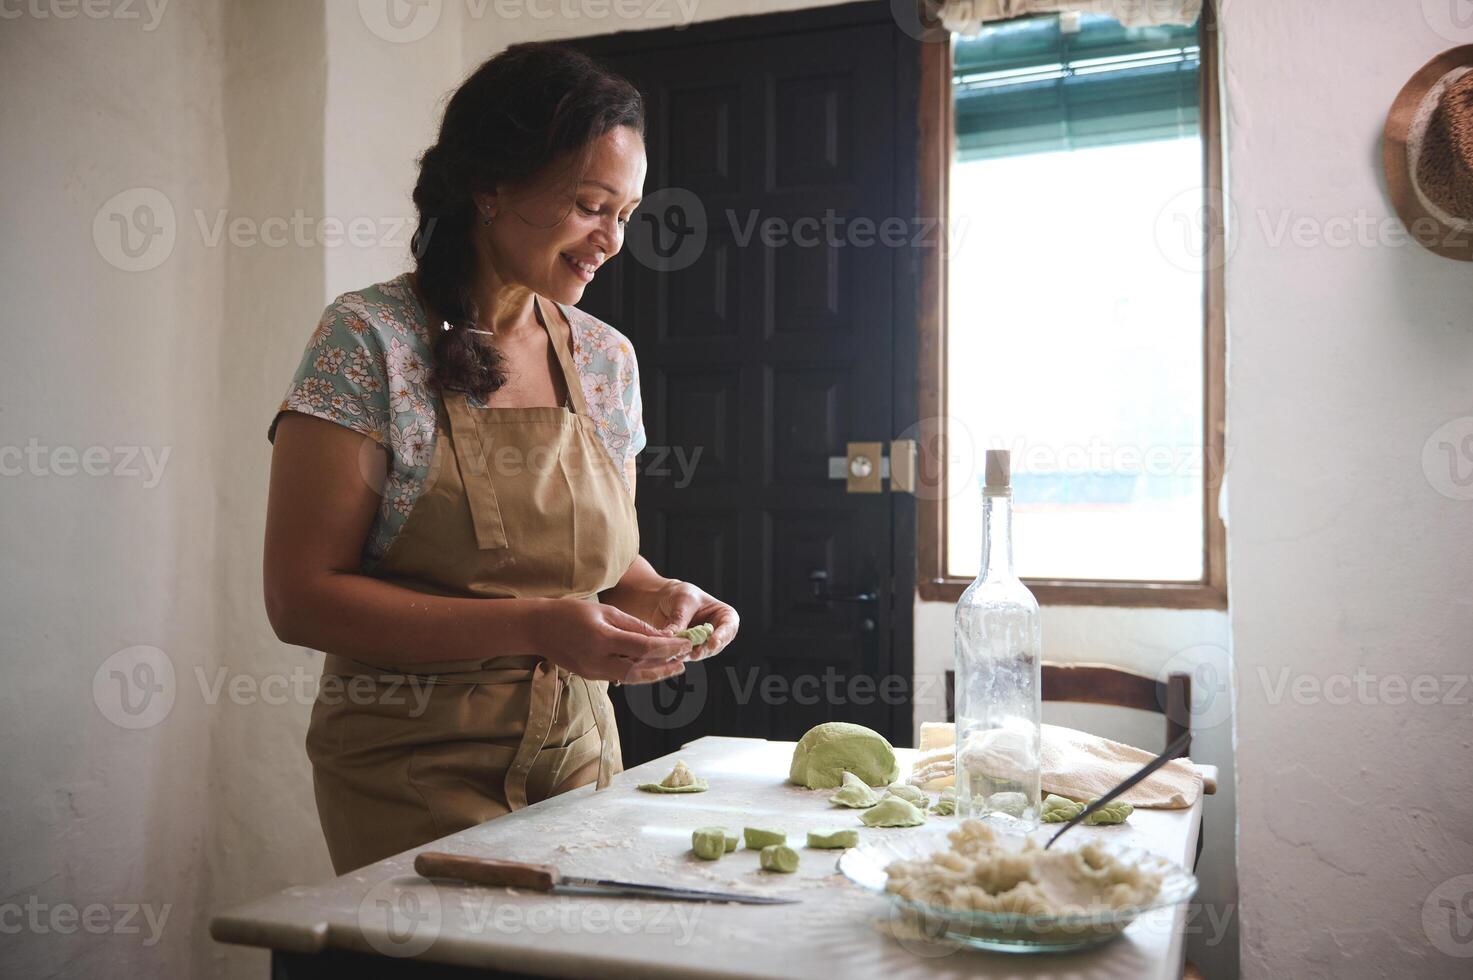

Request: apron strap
left=442, top=392, right=509, bottom=551
left=538, top=297, right=590, bottom=417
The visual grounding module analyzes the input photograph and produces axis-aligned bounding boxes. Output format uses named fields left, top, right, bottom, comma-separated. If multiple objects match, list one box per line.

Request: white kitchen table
left=212, top=735, right=1214, bottom=979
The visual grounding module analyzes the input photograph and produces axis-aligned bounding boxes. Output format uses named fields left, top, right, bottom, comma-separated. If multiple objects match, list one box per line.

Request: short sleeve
left=626, top=352, right=647, bottom=458
left=268, top=300, right=391, bottom=445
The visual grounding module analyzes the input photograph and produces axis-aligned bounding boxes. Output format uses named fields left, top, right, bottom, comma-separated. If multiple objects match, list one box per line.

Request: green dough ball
left=806, top=829, right=860, bottom=849
left=760, top=844, right=800, bottom=873
left=884, top=784, right=928, bottom=806
left=691, top=827, right=728, bottom=860
left=828, top=771, right=883, bottom=808
left=929, top=787, right=957, bottom=816
left=1083, top=799, right=1134, bottom=825
left=789, top=722, right=900, bottom=789
left=637, top=759, right=709, bottom=793
left=743, top=827, right=786, bottom=849
left=723, top=832, right=740, bottom=853
left=674, top=623, right=714, bottom=648
left=858, top=796, right=927, bottom=828
left=1040, top=793, right=1086, bottom=823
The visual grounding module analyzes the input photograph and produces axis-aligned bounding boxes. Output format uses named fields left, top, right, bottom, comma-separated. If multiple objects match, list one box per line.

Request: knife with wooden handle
left=413, top=852, right=799, bottom=905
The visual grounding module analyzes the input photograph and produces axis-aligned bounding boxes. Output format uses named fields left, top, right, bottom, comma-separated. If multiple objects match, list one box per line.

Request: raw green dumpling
left=1039, top=794, right=1133, bottom=825
left=674, top=622, right=714, bottom=648
left=929, top=787, right=957, bottom=816
left=760, top=844, right=800, bottom=873
left=691, top=827, right=728, bottom=860
left=858, top=796, right=927, bottom=828
left=1084, top=799, right=1134, bottom=825
left=723, top=831, right=740, bottom=853
left=1040, top=793, right=1085, bottom=823
left=789, top=722, right=900, bottom=789
left=807, top=829, right=860, bottom=849
left=637, top=759, right=709, bottom=793
left=743, top=827, right=786, bottom=849
left=829, top=771, right=883, bottom=808
left=884, top=784, right=928, bottom=806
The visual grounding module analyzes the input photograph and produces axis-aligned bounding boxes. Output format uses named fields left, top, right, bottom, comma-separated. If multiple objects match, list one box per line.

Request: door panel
left=569, top=2, right=919, bottom=764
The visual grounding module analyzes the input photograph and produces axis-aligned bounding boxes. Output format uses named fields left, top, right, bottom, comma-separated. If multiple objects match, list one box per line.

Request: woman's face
left=478, top=125, right=647, bottom=304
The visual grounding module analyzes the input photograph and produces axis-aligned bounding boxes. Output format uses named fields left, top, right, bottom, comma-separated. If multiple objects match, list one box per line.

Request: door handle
left=808, top=570, right=878, bottom=632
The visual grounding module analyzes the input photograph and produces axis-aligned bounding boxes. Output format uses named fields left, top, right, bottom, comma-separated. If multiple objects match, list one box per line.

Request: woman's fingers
left=603, top=624, right=692, bottom=665
left=596, top=605, right=690, bottom=660
left=688, top=604, right=739, bottom=660
left=600, top=605, right=667, bottom=636
left=621, top=658, right=688, bottom=686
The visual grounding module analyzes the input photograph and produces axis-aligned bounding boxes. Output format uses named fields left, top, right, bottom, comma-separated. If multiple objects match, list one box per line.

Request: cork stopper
left=984, top=449, right=1011, bottom=493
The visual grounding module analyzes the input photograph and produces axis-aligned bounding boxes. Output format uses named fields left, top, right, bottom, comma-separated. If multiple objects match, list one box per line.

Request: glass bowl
left=838, top=824, right=1198, bottom=954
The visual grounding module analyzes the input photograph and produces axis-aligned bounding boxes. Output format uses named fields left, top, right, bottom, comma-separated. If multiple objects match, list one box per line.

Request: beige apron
left=305, top=296, right=639, bottom=874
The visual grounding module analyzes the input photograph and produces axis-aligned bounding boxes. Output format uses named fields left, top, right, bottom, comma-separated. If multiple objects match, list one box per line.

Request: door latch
left=827, top=440, right=917, bottom=494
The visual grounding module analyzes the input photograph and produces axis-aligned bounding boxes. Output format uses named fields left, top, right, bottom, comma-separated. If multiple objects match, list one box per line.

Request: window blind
left=953, top=13, right=1201, bottom=161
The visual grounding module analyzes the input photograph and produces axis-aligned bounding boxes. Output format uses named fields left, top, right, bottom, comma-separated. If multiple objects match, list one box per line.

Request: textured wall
left=0, top=2, right=226, bottom=976
left=1220, top=1, right=1473, bottom=976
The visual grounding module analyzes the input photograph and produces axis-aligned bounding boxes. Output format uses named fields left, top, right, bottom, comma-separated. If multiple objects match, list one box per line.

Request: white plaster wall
left=322, top=0, right=465, bottom=296
left=204, top=3, right=331, bottom=978
left=0, top=2, right=226, bottom=977
left=1219, top=1, right=1473, bottom=977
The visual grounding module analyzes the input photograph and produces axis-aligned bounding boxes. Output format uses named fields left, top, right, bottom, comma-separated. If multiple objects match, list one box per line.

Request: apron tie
left=503, top=659, right=563, bottom=811
left=577, top=675, right=617, bottom=790
left=505, top=665, right=613, bottom=805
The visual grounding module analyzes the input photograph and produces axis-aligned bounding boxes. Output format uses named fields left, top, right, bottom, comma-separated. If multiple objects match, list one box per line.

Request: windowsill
left=917, top=577, right=1227, bottom=610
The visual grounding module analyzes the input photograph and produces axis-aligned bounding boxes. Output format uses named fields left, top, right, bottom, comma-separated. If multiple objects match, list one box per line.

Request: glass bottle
left=953, top=449, right=1043, bottom=829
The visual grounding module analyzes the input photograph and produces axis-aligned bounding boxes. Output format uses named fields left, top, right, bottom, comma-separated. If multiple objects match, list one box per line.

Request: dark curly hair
left=410, top=42, right=645, bottom=397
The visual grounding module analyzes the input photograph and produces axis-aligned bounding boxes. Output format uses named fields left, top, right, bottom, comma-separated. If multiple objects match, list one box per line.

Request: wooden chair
left=944, top=662, right=1193, bottom=756
left=1040, top=661, right=1193, bottom=758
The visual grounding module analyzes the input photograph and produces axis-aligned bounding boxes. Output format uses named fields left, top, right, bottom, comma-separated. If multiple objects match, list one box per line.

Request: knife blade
left=413, top=852, right=799, bottom=905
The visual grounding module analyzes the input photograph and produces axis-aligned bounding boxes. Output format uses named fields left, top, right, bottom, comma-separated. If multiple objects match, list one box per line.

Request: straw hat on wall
left=1384, top=45, right=1473, bottom=262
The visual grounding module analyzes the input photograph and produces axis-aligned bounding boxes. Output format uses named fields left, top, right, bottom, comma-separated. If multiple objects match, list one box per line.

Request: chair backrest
left=945, top=662, right=1193, bottom=757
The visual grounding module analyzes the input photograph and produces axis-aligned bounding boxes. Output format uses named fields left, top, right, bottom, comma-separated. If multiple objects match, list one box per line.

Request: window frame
left=915, top=5, right=1227, bottom=610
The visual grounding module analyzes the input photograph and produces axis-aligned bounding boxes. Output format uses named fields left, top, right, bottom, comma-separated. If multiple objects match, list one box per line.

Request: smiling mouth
left=561, top=253, right=597, bottom=280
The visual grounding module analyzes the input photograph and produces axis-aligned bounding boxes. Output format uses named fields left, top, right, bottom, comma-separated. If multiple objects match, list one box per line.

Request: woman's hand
left=533, top=598, right=694, bottom=684
left=646, top=581, right=739, bottom=662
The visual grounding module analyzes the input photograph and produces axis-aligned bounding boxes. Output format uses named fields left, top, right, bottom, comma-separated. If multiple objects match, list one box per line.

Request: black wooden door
left=570, top=1, right=920, bottom=763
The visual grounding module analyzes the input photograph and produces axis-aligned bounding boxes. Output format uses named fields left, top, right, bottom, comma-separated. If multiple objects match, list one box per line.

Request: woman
left=263, top=42, right=738, bottom=875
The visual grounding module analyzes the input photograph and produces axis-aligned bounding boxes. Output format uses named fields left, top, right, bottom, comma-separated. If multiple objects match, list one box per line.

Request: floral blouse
left=269, top=273, right=646, bottom=569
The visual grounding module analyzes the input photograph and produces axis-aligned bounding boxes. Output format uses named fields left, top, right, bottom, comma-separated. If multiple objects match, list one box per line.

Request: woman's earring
left=481, top=211, right=492, bottom=226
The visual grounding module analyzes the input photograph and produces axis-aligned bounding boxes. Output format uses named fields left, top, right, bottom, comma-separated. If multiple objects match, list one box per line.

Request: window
left=917, top=8, right=1226, bottom=608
